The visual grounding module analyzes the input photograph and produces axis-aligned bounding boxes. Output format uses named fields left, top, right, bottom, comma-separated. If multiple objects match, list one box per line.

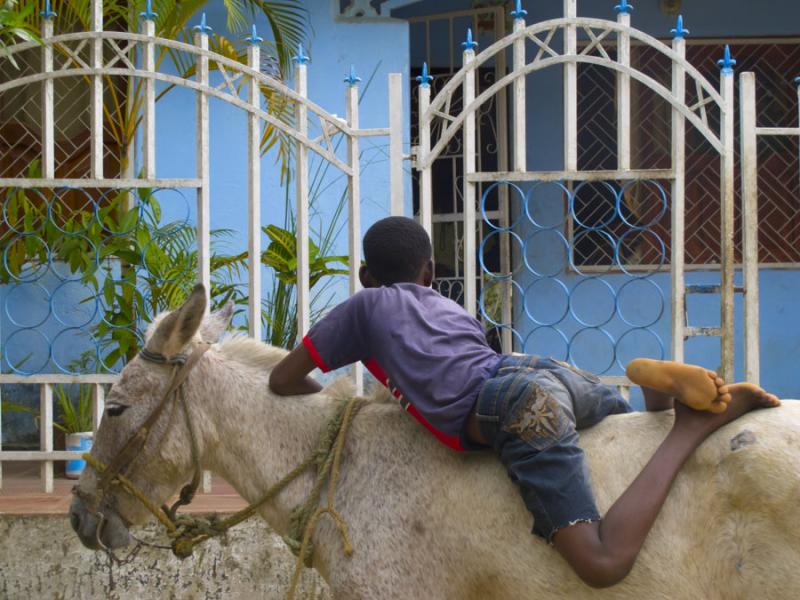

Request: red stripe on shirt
left=362, top=358, right=464, bottom=452
left=302, top=336, right=331, bottom=373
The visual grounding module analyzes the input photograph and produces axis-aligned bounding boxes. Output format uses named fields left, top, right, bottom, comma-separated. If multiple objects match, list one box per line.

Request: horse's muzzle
left=69, top=495, right=131, bottom=550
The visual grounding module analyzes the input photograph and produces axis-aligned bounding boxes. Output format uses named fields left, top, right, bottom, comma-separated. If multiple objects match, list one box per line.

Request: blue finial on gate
left=139, top=0, right=157, bottom=21
left=416, top=62, right=433, bottom=87
left=344, top=64, right=361, bottom=86
left=614, top=0, right=634, bottom=14
left=40, top=0, right=57, bottom=19
left=510, top=0, right=527, bottom=20
left=243, top=24, right=263, bottom=45
left=193, top=13, right=212, bottom=34
left=670, top=15, right=689, bottom=39
left=292, top=43, right=310, bottom=65
left=462, top=28, right=478, bottom=51
left=717, top=45, right=736, bottom=74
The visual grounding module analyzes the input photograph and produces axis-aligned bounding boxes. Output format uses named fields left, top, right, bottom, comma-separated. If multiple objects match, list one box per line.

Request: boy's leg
left=627, top=358, right=727, bottom=413
left=552, top=382, right=780, bottom=588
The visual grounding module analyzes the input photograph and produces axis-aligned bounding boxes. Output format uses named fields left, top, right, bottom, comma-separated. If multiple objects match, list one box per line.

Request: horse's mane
left=216, top=332, right=289, bottom=371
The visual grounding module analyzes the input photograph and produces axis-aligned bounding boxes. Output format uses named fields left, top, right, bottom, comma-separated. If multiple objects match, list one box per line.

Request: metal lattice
left=479, top=180, right=666, bottom=375
left=0, top=186, right=194, bottom=375
left=578, top=40, right=800, bottom=265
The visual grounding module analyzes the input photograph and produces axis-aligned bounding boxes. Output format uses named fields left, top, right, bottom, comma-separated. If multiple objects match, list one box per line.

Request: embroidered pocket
left=501, top=380, right=569, bottom=449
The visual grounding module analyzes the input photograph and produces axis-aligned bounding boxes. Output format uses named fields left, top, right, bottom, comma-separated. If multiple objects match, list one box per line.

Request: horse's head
left=70, top=284, right=233, bottom=550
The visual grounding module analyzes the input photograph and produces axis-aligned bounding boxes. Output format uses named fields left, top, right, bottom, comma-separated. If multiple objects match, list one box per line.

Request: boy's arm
left=269, top=344, right=323, bottom=396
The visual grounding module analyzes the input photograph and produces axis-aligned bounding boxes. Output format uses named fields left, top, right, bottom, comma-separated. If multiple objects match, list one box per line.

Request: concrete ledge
left=0, top=515, right=330, bottom=599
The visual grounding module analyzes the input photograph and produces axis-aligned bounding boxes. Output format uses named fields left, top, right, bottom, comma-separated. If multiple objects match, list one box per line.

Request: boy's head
left=360, top=216, right=433, bottom=288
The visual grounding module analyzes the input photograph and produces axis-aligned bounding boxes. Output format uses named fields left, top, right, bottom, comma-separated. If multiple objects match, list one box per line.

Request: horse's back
left=334, top=400, right=800, bottom=599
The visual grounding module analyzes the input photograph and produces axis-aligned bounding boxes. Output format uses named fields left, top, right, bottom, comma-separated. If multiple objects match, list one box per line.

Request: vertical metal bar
left=195, top=20, right=212, bottom=495
left=389, top=73, right=404, bottom=216
left=616, top=9, right=631, bottom=170
left=0, top=383, right=3, bottom=489
left=90, top=0, right=104, bottom=178
left=418, top=83, right=433, bottom=236
left=719, top=65, right=735, bottom=382
left=512, top=15, right=526, bottom=171
left=40, top=383, right=53, bottom=493
left=41, top=15, right=54, bottom=178
left=195, top=29, right=211, bottom=297
left=92, top=383, right=105, bottom=432
left=247, top=40, right=262, bottom=340
left=463, top=43, right=477, bottom=316
left=671, top=34, right=686, bottom=364
left=563, top=0, right=578, bottom=172
left=739, top=72, right=760, bottom=385
left=141, top=13, right=155, bottom=179
left=496, top=8, right=512, bottom=351
left=346, top=81, right=364, bottom=395
left=295, top=60, right=311, bottom=337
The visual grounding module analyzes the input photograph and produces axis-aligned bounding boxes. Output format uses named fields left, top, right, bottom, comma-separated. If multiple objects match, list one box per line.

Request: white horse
left=70, top=286, right=800, bottom=599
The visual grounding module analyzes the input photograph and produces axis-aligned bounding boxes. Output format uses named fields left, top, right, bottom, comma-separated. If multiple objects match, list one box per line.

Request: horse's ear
left=146, top=284, right=207, bottom=357
left=200, top=300, right=234, bottom=343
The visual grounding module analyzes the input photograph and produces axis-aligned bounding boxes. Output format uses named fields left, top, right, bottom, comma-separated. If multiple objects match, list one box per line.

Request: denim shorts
left=469, top=354, right=632, bottom=542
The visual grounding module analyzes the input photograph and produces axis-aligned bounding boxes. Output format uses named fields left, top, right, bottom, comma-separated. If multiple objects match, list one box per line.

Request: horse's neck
left=187, top=353, right=335, bottom=535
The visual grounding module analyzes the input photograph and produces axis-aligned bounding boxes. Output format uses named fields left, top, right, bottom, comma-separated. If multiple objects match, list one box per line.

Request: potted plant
left=53, top=383, right=94, bottom=479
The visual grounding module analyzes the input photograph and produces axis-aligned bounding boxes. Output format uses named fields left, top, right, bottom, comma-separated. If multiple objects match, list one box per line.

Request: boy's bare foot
left=673, top=381, right=781, bottom=439
left=626, top=358, right=726, bottom=413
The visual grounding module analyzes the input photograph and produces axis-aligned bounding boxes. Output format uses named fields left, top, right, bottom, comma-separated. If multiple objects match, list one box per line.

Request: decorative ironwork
left=478, top=180, right=667, bottom=374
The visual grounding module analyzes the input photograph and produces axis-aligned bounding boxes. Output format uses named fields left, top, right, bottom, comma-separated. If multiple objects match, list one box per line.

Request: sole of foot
left=626, top=358, right=725, bottom=412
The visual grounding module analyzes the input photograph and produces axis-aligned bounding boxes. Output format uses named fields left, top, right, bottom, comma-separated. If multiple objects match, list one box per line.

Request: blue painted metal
left=717, top=45, right=736, bottom=74
left=478, top=180, right=667, bottom=374
left=794, top=76, right=800, bottom=87
left=293, top=42, right=310, bottom=65
left=510, top=0, right=527, bottom=20
left=243, top=24, right=263, bottom=45
left=614, top=0, right=634, bottom=15
left=416, top=62, right=433, bottom=87
left=1, top=187, right=192, bottom=375
left=671, top=15, right=689, bottom=39
left=193, top=13, right=212, bottom=34
left=344, top=64, right=362, bottom=86
left=462, top=28, right=478, bottom=51
left=39, top=0, right=56, bottom=19
left=139, top=0, right=157, bottom=21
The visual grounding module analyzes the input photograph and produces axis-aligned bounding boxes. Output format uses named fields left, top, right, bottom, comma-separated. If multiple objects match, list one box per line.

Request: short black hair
left=363, top=216, right=432, bottom=285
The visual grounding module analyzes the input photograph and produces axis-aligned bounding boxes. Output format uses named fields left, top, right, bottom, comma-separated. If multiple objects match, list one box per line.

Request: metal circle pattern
left=478, top=180, right=668, bottom=376
left=1, top=187, right=188, bottom=374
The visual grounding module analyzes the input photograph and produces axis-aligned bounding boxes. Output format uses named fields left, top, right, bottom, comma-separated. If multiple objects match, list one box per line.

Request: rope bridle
left=74, top=341, right=363, bottom=599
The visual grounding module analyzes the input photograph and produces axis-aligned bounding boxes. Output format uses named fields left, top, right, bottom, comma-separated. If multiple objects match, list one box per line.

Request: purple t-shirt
left=303, top=283, right=501, bottom=444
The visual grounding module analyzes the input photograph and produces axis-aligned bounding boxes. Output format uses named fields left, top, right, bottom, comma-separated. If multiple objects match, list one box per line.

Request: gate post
left=416, top=64, right=433, bottom=236
left=670, top=16, right=688, bottom=364
left=346, top=67, right=364, bottom=394
left=294, top=45, right=311, bottom=337
left=246, top=27, right=263, bottom=341
left=739, top=72, right=760, bottom=384
left=388, top=73, right=404, bottom=216
left=718, top=46, right=736, bottom=382
left=194, top=15, right=212, bottom=298
left=462, top=30, right=478, bottom=316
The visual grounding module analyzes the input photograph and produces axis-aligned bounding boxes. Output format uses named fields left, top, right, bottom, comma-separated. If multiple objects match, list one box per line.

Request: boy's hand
left=269, top=344, right=323, bottom=396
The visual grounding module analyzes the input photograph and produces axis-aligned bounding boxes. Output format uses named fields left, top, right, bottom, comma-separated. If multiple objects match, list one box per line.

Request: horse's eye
left=106, top=404, right=129, bottom=417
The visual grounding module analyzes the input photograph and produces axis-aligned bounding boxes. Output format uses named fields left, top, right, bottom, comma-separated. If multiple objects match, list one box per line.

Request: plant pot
left=65, top=432, right=93, bottom=479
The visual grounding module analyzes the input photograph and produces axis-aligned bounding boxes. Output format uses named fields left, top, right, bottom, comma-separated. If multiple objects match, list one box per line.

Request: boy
left=269, top=216, right=779, bottom=588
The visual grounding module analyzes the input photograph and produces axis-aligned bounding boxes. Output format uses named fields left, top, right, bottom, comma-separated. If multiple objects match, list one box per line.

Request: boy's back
left=304, top=282, right=501, bottom=437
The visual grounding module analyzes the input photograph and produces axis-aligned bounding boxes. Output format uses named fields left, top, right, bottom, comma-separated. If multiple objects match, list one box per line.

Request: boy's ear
left=420, top=259, right=434, bottom=287
left=359, top=265, right=379, bottom=288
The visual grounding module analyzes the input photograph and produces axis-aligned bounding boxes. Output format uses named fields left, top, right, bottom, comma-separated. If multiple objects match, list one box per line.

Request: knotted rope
left=82, top=396, right=364, bottom=600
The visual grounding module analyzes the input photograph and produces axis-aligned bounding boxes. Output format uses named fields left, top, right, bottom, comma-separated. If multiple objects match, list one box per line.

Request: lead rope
left=83, top=396, right=364, bottom=600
